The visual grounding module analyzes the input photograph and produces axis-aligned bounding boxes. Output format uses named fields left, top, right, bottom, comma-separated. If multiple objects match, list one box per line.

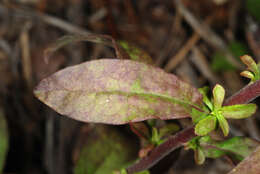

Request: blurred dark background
left=0, top=0, right=260, bottom=173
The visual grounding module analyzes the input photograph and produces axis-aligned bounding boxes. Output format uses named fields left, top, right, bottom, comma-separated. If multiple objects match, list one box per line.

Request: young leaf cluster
left=240, top=55, right=260, bottom=83
left=186, top=136, right=260, bottom=165
left=192, top=84, right=257, bottom=136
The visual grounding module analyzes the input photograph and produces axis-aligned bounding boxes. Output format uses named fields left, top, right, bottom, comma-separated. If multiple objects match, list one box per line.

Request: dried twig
left=155, top=10, right=185, bottom=66
left=164, top=12, right=214, bottom=71
left=164, top=33, right=200, bottom=71
left=19, top=21, right=33, bottom=89
left=174, top=0, right=243, bottom=70
left=0, top=3, right=91, bottom=35
left=190, top=46, right=220, bottom=84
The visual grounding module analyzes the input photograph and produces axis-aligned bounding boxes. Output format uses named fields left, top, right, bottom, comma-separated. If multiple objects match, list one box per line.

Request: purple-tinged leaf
left=222, top=104, right=257, bottom=119
left=34, top=59, right=202, bottom=124
left=228, top=145, right=260, bottom=174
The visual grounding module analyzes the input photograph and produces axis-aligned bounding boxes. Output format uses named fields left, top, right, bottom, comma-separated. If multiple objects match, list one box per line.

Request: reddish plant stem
left=126, top=127, right=196, bottom=173
left=127, top=79, right=260, bottom=173
left=224, top=80, right=260, bottom=106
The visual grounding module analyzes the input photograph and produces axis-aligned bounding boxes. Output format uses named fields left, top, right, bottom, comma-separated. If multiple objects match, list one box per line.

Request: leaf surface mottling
left=34, top=59, right=202, bottom=124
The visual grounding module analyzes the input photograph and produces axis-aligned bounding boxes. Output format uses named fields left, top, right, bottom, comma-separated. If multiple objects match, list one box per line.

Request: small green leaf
left=191, top=108, right=209, bottom=124
left=216, top=114, right=229, bottom=136
left=216, top=137, right=260, bottom=159
left=213, top=84, right=225, bottom=109
left=222, top=104, right=257, bottom=119
left=199, top=136, right=260, bottom=160
left=199, top=87, right=213, bottom=111
left=151, top=127, right=160, bottom=145
left=194, top=147, right=205, bottom=165
left=198, top=136, right=226, bottom=158
left=195, top=116, right=217, bottom=136
left=158, top=123, right=179, bottom=139
left=186, top=136, right=200, bottom=150
left=240, top=70, right=255, bottom=80
left=240, top=55, right=259, bottom=81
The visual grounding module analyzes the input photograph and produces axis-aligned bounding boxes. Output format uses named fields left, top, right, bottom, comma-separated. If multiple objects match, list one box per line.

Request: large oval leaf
left=34, top=59, right=202, bottom=124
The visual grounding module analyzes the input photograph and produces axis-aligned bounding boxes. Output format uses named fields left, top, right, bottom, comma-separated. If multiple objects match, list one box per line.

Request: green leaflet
left=212, top=84, right=225, bottom=110
left=194, top=147, right=205, bottom=165
left=216, top=114, right=229, bottom=137
left=195, top=116, right=216, bottom=136
left=240, top=55, right=260, bottom=83
left=198, top=87, right=213, bottom=111
left=222, top=104, right=257, bottom=119
left=149, top=123, right=179, bottom=146
left=191, top=108, right=208, bottom=124
left=187, top=136, right=260, bottom=165
left=158, top=123, right=179, bottom=139
left=34, top=59, right=202, bottom=124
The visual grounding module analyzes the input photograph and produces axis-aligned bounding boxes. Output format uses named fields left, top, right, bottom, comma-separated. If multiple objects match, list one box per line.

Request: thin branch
left=126, top=127, right=196, bottom=173
left=0, top=3, right=91, bottom=35
left=174, top=0, right=243, bottom=70
left=164, top=33, right=200, bottom=71
left=224, top=80, right=260, bottom=106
